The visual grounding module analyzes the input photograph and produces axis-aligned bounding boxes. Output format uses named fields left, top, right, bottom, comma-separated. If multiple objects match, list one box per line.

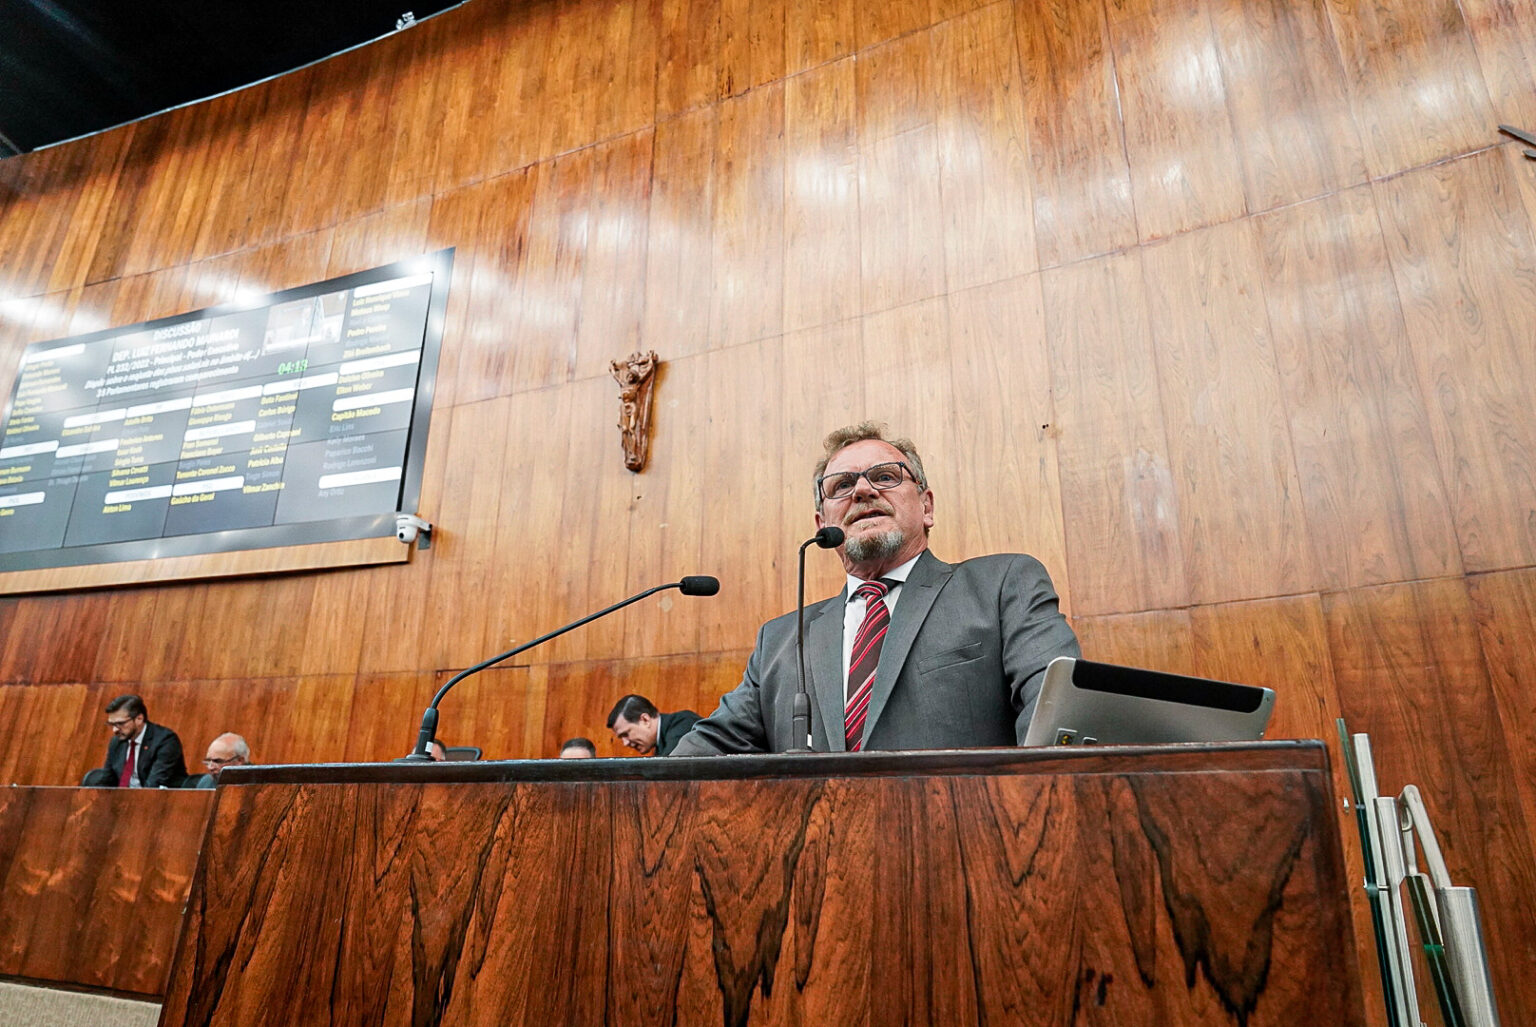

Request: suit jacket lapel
left=863, top=551, right=951, bottom=745
left=806, top=592, right=847, bottom=752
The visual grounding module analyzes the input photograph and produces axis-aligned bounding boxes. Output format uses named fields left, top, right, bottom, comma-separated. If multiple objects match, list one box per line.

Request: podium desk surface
left=218, top=738, right=1330, bottom=786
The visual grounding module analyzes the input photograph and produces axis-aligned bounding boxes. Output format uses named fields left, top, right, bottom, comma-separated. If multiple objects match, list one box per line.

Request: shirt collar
left=130, top=723, right=148, bottom=747
left=844, top=552, right=922, bottom=600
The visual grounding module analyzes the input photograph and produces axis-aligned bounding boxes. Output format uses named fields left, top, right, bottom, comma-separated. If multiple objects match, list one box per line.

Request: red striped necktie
left=845, top=579, right=893, bottom=751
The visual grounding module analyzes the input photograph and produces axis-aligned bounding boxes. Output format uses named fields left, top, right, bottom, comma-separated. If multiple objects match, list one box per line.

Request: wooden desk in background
left=0, top=787, right=211, bottom=997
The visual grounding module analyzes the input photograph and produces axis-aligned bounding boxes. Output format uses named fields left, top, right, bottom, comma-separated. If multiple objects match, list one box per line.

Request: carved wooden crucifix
left=609, top=350, right=658, bottom=472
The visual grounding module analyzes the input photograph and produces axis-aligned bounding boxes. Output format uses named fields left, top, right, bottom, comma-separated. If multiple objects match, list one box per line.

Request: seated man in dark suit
left=606, top=695, right=701, bottom=756
left=85, top=694, right=189, bottom=788
left=671, top=422, right=1081, bottom=755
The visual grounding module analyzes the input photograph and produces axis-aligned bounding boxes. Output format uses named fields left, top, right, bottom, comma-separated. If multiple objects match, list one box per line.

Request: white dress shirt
left=124, top=723, right=148, bottom=788
left=839, top=552, right=922, bottom=694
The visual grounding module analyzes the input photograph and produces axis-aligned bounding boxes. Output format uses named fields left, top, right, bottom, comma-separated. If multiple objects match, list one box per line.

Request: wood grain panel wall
left=2, top=0, right=1535, bottom=1016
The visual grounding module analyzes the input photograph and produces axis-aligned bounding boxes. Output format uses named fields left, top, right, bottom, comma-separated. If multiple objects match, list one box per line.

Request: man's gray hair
left=813, top=422, right=928, bottom=509
left=216, top=733, right=251, bottom=761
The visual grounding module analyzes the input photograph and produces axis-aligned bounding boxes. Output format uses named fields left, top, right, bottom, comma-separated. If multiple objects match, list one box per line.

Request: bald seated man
left=190, top=732, right=250, bottom=788
left=671, top=421, right=1080, bottom=755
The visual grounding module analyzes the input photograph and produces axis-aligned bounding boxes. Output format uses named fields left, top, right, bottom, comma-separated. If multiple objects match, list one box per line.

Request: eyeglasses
left=204, top=756, right=244, bottom=767
left=106, top=717, right=136, bottom=728
left=817, top=461, right=916, bottom=503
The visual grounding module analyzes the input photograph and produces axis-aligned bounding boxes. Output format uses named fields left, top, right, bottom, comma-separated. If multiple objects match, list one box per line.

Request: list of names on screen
left=0, top=262, right=443, bottom=565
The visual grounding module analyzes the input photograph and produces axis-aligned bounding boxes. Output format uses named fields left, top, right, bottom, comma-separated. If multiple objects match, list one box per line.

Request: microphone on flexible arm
left=788, top=526, right=844, bottom=753
left=398, top=575, right=721, bottom=761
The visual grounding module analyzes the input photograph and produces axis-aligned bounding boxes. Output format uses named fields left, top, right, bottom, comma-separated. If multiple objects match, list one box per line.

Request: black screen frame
left=0, top=248, right=454, bottom=572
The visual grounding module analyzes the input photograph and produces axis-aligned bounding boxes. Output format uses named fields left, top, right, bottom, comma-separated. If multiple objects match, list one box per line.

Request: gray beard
left=844, top=527, right=904, bottom=564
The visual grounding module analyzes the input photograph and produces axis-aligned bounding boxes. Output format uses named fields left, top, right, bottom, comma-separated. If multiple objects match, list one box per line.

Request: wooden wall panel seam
left=1200, top=0, right=1257, bottom=222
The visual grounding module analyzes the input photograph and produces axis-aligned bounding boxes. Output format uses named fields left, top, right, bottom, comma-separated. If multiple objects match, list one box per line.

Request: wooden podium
left=159, top=743, right=1365, bottom=1026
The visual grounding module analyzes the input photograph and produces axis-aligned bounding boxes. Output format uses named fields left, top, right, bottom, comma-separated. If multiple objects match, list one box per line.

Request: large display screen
left=0, top=250, right=453, bottom=572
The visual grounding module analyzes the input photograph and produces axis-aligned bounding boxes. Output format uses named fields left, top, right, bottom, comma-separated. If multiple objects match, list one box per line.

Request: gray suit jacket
left=671, top=551, right=1080, bottom=754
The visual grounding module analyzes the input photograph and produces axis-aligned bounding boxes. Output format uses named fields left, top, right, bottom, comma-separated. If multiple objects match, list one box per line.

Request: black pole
left=789, top=527, right=842, bottom=753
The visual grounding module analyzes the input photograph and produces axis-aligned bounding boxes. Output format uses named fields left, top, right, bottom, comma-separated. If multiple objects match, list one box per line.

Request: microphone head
left=814, top=526, right=845, bottom=548
left=679, top=575, right=721, bottom=596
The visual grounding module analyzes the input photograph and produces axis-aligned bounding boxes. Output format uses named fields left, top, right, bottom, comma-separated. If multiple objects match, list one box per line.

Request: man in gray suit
left=671, top=423, right=1080, bottom=755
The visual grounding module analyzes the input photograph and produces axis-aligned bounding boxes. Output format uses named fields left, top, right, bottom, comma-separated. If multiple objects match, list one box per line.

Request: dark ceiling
left=0, top=0, right=464, bottom=156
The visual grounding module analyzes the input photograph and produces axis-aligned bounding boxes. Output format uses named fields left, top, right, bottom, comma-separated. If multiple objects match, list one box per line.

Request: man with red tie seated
left=82, top=694, right=189, bottom=788
left=670, top=423, right=1080, bottom=755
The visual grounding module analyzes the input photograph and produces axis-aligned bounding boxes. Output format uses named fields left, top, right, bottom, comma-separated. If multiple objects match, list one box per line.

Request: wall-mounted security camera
left=395, top=513, right=433, bottom=549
